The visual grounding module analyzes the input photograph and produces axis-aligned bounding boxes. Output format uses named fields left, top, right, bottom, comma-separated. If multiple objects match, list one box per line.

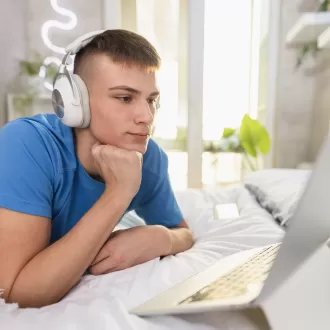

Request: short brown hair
left=74, top=29, right=161, bottom=75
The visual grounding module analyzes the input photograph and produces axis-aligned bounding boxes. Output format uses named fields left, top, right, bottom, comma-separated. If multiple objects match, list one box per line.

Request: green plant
left=13, top=52, right=59, bottom=115
left=218, top=114, right=271, bottom=171
left=19, top=51, right=58, bottom=81
left=45, top=64, right=58, bottom=82
left=12, top=92, right=38, bottom=115
left=19, top=52, right=44, bottom=76
left=319, top=0, right=330, bottom=11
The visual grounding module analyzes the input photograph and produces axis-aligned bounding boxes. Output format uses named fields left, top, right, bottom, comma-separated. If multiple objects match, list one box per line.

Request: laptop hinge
left=242, top=307, right=271, bottom=330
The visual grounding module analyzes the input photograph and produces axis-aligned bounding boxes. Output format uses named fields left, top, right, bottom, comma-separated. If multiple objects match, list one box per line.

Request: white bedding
left=0, top=185, right=284, bottom=330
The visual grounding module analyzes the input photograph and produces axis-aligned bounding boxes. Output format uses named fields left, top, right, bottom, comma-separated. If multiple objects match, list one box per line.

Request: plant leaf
left=239, top=114, right=270, bottom=158
left=222, top=128, right=236, bottom=138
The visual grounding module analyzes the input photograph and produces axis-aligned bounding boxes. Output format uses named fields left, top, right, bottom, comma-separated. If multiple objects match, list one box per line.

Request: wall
left=0, top=0, right=28, bottom=127
left=0, top=0, right=104, bottom=127
left=272, top=0, right=316, bottom=168
left=308, top=50, right=330, bottom=162
left=27, top=0, right=103, bottom=58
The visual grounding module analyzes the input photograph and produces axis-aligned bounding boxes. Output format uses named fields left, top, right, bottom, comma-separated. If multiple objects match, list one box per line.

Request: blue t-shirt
left=0, top=114, right=183, bottom=244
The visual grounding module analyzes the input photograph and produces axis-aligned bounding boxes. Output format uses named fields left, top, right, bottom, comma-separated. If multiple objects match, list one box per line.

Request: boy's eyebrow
left=108, top=85, right=160, bottom=97
left=149, top=91, right=160, bottom=97
left=108, top=86, right=140, bottom=94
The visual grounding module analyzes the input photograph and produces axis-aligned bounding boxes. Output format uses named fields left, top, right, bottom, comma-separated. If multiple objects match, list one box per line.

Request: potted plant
left=217, top=114, right=271, bottom=175
left=8, top=52, right=57, bottom=117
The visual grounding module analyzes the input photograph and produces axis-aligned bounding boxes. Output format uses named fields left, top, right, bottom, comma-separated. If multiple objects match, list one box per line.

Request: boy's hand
left=88, top=226, right=171, bottom=275
left=91, top=143, right=143, bottom=198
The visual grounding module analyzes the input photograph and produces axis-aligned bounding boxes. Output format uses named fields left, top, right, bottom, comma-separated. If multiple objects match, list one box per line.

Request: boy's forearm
left=8, top=189, right=130, bottom=308
left=163, top=227, right=194, bottom=256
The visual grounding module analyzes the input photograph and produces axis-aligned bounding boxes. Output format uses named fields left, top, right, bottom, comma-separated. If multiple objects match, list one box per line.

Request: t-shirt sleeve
left=0, top=120, right=54, bottom=218
left=135, top=145, right=183, bottom=227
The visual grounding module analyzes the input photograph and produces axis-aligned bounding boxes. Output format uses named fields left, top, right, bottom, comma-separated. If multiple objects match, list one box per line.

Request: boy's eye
left=148, top=99, right=159, bottom=108
left=117, top=96, right=132, bottom=103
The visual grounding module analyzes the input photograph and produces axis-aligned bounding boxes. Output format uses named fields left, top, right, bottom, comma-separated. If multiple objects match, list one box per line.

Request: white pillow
left=244, top=169, right=310, bottom=226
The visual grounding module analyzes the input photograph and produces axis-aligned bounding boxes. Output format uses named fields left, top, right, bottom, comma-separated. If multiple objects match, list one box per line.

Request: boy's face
left=87, top=54, right=159, bottom=154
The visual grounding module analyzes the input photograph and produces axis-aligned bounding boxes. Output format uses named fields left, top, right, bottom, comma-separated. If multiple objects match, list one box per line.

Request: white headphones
left=52, top=30, right=106, bottom=128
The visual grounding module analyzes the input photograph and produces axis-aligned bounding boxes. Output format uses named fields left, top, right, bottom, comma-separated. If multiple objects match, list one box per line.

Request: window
left=122, top=0, right=188, bottom=190
left=121, top=0, right=269, bottom=190
left=202, top=0, right=268, bottom=186
left=203, top=0, right=253, bottom=141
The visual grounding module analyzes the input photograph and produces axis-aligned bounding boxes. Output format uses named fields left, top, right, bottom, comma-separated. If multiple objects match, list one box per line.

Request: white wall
left=0, top=0, right=28, bottom=126
left=308, top=46, right=330, bottom=162
left=0, top=0, right=104, bottom=127
left=272, top=0, right=316, bottom=168
left=27, top=0, right=103, bottom=58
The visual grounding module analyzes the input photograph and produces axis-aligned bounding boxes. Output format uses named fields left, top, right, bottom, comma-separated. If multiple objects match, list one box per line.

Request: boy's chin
left=123, top=141, right=149, bottom=154
left=132, top=143, right=149, bottom=154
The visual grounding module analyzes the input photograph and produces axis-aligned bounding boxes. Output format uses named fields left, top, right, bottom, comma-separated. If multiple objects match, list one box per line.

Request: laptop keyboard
left=179, top=244, right=280, bottom=305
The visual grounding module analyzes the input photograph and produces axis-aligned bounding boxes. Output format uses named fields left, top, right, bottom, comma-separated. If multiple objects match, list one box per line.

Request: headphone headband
left=65, top=29, right=106, bottom=55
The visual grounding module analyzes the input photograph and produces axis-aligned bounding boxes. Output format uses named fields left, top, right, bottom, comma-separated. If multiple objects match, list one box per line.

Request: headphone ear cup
left=52, top=74, right=87, bottom=128
left=72, top=74, right=91, bottom=128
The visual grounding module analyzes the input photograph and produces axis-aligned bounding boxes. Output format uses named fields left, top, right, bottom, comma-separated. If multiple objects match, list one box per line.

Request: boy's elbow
left=6, top=285, right=60, bottom=308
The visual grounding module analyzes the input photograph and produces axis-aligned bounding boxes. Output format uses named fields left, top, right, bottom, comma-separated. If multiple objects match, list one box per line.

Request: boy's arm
left=0, top=122, right=142, bottom=308
left=0, top=188, right=131, bottom=308
left=163, top=219, right=194, bottom=256
left=135, top=142, right=194, bottom=255
left=88, top=220, right=193, bottom=276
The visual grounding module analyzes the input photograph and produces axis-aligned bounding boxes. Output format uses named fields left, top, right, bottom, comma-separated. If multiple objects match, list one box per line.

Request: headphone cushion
left=52, top=74, right=90, bottom=128
left=72, top=74, right=91, bottom=128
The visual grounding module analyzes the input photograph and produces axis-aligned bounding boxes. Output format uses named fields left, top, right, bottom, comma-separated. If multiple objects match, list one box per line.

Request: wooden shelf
left=318, top=26, right=330, bottom=48
left=286, top=12, right=330, bottom=45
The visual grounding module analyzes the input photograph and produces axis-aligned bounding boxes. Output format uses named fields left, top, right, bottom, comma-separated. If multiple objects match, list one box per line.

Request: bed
left=0, top=169, right=309, bottom=330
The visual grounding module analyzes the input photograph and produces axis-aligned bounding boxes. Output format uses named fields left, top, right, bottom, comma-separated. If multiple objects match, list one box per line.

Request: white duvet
left=0, top=185, right=284, bottom=330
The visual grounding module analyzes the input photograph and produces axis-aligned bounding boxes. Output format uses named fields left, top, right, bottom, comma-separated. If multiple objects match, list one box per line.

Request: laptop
left=130, top=137, right=330, bottom=329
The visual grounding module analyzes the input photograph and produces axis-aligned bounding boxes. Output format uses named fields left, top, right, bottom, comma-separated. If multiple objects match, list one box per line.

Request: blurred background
left=1, top=0, right=330, bottom=190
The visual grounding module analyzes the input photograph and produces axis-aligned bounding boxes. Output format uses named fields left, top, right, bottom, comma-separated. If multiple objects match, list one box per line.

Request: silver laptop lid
left=258, top=135, right=330, bottom=301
